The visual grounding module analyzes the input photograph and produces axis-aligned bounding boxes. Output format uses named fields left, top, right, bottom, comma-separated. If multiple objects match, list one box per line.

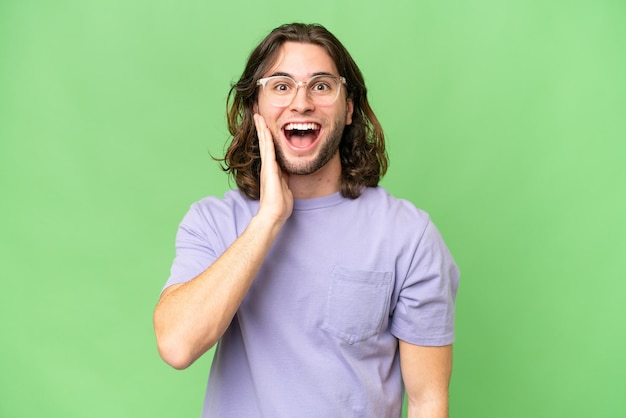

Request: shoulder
left=190, top=190, right=257, bottom=217
left=358, top=187, right=431, bottom=231
left=180, top=190, right=257, bottom=232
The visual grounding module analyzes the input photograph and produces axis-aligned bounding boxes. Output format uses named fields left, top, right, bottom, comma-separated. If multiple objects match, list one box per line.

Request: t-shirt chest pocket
left=321, top=266, right=393, bottom=345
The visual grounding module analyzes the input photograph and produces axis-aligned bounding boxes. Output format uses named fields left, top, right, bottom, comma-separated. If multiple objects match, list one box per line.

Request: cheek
left=256, top=100, right=281, bottom=121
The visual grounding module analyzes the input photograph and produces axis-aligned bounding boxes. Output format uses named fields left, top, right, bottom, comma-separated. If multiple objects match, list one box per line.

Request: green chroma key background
left=1, top=0, right=624, bottom=416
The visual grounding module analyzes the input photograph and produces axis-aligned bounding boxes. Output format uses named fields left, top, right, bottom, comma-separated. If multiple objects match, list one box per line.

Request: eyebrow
left=268, top=71, right=337, bottom=78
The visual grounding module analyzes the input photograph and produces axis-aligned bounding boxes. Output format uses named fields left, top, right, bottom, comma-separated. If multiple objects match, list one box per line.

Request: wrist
left=249, top=211, right=287, bottom=238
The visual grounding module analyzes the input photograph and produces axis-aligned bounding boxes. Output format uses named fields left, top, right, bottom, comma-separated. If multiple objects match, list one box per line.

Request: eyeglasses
left=257, top=74, right=347, bottom=107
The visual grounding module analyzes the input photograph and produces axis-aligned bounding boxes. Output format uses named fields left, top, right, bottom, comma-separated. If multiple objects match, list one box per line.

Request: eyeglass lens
left=262, top=75, right=341, bottom=106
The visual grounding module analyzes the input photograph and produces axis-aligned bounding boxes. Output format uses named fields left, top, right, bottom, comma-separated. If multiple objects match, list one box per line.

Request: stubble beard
left=273, top=117, right=346, bottom=176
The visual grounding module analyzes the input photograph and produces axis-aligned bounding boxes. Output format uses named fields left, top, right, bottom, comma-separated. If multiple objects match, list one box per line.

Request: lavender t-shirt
left=164, top=186, right=459, bottom=418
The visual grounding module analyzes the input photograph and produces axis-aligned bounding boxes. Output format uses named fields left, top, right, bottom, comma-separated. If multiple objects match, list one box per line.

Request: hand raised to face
left=253, top=114, right=294, bottom=225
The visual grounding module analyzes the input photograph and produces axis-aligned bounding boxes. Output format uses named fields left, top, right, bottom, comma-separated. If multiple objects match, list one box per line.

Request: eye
left=311, top=81, right=331, bottom=92
left=309, top=76, right=337, bottom=94
left=274, top=83, right=291, bottom=92
left=267, top=77, right=295, bottom=95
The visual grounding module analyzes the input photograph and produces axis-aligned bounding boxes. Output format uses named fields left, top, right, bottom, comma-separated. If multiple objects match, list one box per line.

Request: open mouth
left=283, top=122, right=321, bottom=149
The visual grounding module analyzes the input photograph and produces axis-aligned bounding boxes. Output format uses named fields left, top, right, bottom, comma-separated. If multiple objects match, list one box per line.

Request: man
left=154, top=23, right=459, bottom=418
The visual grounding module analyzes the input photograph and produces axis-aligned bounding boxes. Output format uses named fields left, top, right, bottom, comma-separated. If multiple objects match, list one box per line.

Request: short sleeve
left=162, top=203, right=221, bottom=292
left=390, top=219, right=460, bottom=346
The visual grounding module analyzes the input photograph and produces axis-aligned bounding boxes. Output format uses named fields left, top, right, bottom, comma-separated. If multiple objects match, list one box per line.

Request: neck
left=287, top=153, right=342, bottom=199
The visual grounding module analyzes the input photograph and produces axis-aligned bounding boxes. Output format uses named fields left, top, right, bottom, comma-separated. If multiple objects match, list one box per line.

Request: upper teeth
left=285, top=123, right=319, bottom=131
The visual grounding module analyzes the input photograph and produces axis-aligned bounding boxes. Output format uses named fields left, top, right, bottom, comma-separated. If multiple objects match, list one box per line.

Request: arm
left=400, top=341, right=453, bottom=418
left=153, top=114, right=292, bottom=370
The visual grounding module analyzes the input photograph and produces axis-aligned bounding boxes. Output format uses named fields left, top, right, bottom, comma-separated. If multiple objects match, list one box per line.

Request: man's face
left=256, top=42, right=354, bottom=176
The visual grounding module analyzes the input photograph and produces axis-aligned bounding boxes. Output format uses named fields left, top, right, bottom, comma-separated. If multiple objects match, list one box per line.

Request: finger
left=254, top=114, right=274, bottom=164
left=253, top=113, right=263, bottom=155
left=253, top=114, right=265, bottom=159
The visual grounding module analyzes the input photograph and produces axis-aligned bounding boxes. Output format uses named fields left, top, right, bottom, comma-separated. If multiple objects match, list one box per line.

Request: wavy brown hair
left=220, top=23, right=388, bottom=199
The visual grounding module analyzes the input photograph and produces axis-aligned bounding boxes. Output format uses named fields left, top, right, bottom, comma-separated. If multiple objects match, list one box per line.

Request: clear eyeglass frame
left=256, top=74, right=347, bottom=107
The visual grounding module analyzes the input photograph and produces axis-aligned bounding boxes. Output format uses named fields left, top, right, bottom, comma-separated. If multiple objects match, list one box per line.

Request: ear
left=345, top=98, right=354, bottom=125
left=253, top=102, right=259, bottom=114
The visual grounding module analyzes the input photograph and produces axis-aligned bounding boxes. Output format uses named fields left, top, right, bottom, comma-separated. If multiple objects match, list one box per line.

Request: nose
left=289, top=83, right=315, bottom=113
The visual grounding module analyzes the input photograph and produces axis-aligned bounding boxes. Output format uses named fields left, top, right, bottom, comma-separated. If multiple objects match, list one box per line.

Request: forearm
left=154, top=214, right=284, bottom=369
left=154, top=113, right=291, bottom=369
